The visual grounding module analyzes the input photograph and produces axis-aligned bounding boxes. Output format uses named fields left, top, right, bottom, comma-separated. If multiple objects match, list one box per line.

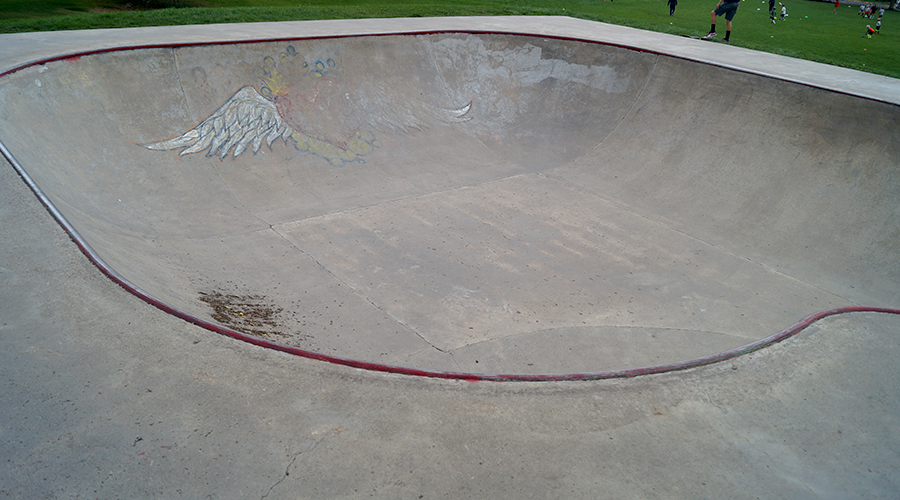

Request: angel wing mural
left=143, top=46, right=472, bottom=167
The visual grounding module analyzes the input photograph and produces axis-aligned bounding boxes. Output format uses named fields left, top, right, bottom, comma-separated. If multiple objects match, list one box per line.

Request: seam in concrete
left=453, top=325, right=757, bottom=353
left=573, top=52, right=661, bottom=168
left=267, top=224, right=452, bottom=357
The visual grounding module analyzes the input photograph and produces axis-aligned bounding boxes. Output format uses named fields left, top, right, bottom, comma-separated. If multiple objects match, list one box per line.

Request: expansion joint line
left=266, top=224, right=451, bottom=356
left=568, top=53, right=660, bottom=168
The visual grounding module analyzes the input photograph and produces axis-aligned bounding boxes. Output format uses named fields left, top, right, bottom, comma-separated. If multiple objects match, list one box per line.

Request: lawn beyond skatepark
left=1, top=0, right=899, bottom=78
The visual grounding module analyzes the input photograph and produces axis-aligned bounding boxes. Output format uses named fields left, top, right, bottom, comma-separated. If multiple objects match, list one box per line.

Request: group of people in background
left=769, top=0, right=788, bottom=23
left=860, top=4, right=886, bottom=36
left=664, top=0, right=781, bottom=42
left=663, top=0, right=889, bottom=43
left=679, top=0, right=890, bottom=43
left=859, top=4, right=885, bottom=19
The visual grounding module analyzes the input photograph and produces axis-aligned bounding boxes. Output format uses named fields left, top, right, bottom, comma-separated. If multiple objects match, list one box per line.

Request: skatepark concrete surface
left=1, top=16, right=898, bottom=498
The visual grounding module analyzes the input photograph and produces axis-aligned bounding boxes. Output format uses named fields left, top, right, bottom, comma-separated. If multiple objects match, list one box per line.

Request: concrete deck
left=1, top=17, right=899, bottom=498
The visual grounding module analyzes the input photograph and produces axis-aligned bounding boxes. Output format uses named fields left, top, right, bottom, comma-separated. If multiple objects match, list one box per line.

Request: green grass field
left=1, top=0, right=898, bottom=79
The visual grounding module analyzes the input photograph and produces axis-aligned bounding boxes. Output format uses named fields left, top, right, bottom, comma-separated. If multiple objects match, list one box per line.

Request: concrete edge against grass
left=0, top=17, right=898, bottom=105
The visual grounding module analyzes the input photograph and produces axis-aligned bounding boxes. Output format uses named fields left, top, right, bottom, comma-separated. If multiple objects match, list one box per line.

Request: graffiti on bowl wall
left=143, top=45, right=472, bottom=167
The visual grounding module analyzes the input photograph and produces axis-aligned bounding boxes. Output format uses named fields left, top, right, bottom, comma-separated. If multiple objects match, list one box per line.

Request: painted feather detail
left=143, top=86, right=292, bottom=159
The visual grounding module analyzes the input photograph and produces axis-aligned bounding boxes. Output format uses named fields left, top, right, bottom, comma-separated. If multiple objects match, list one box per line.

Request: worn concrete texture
left=1, top=17, right=899, bottom=499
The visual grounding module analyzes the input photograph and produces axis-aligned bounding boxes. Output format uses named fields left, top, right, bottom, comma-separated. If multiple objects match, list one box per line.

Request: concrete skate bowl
left=2, top=30, right=899, bottom=380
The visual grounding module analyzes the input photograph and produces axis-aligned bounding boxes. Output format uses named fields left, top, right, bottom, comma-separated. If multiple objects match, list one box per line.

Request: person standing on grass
left=702, top=0, right=741, bottom=42
left=668, top=0, right=678, bottom=16
left=834, top=0, right=839, bottom=14
left=769, top=0, right=777, bottom=23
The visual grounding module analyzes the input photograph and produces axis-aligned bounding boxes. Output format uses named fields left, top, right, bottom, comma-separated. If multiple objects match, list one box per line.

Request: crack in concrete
left=260, top=440, right=317, bottom=500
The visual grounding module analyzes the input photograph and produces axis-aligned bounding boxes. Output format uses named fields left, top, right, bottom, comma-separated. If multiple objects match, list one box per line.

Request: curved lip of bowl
left=2, top=25, right=898, bottom=382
